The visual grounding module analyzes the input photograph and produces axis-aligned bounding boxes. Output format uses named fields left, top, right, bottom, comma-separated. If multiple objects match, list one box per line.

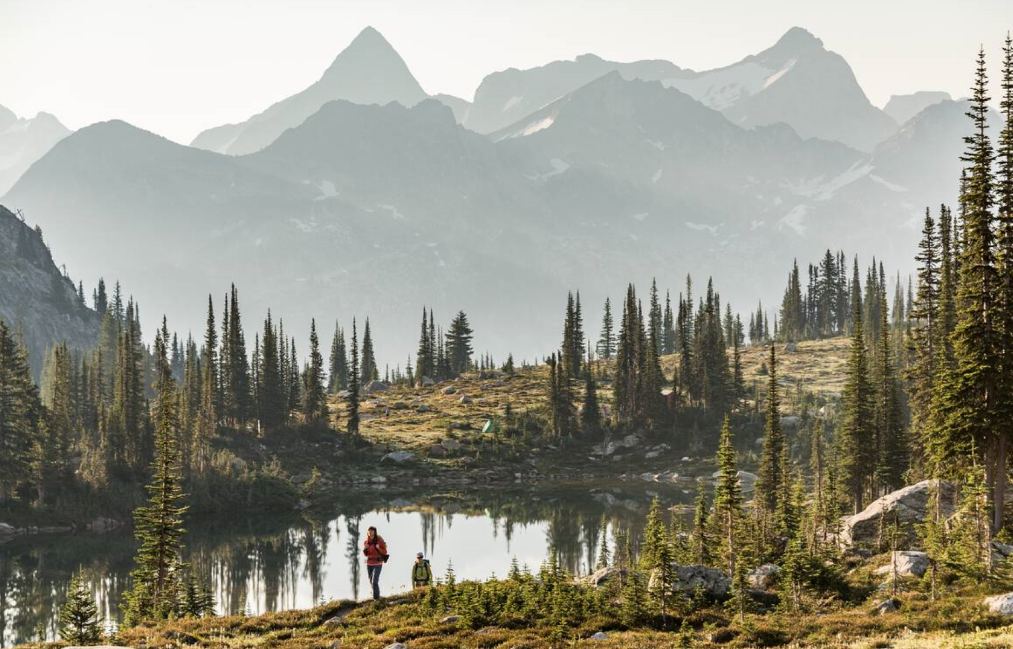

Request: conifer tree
left=712, top=416, right=743, bottom=579
left=60, top=574, right=102, bottom=645
left=122, top=322, right=188, bottom=625
left=839, top=291, right=875, bottom=513
left=641, top=497, right=675, bottom=620
left=347, top=319, right=360, bottom=435
left=257, top=311, right=285, bottom=431
left=328, top=323, right=349, bottom=393
left=755, top=345, right=784, bottom=530
left=302, top=318, right=328, bottom=425
left=597, top=298, right=615, bottom=360
left=446, top=310, right=474, bottom=376
left=360, top=318, right=377, bottom=384
left=691, top=485, right=713, bottom=566
left=581, top=349, right=601, bottom=436
left=0, top=320, right=41, bottom=502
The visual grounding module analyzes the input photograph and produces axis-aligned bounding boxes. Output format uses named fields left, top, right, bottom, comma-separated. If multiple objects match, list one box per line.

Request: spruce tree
left=712, top=416, right=743, bottom=579
left=581, top=350, right=601, bottom=436
left=347, top=319, right=360, bottom=435
left=257, top=311, right=285, bottom=431
left=302, top=318, right=328, bottom=425
left=60, top=574, right=102, bottom=645
left=328, top=323, right=349, bottom=393
left=122, top=322, right=188, bottom=625
left=446, top=310, right=474, bottom=376
left=597, top=297, right=615, bottom=360
left=360, top=318, right=377, bottom=384
left=755, top=345, right=784, bottom=531
left=839, top=291, right=875, bottom=513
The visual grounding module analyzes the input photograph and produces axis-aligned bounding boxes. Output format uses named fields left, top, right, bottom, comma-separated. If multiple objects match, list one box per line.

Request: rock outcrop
left=839, top=480, right=957, bottom=548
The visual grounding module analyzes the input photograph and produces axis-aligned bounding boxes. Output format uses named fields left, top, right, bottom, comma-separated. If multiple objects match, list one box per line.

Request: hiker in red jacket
left=362, top=526, right=388, bottom=600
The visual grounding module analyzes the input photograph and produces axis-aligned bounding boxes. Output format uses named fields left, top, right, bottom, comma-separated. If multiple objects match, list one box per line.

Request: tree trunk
left=994, top=434, right=1006, bottom=535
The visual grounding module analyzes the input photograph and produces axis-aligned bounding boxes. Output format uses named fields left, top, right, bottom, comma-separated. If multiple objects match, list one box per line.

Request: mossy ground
left=25, top=578, right=1013, bottom=649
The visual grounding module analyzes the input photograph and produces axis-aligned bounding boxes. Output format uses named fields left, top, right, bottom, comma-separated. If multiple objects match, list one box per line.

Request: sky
left=0, top=0, right=1010, bottom=144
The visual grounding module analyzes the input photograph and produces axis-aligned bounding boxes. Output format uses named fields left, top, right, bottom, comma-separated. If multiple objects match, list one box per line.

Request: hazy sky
left=1, top=0, right=1010, bottom=144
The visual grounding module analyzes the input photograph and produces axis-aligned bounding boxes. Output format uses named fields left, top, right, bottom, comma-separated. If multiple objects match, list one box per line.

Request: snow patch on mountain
left=666, top=62, right=772, bottom=110
left=314, top=180, right=339, bottom=200
left=379, top=204, right=407, bottom=219
left=498, top=115, right=556, bottom=141
left=652, top=168, right=663, bottom=183
left=870, top=175, right=907, bottom=192
left=782, top=162, right=874, bottom=201
left=632, top=212, right=649, bottom=221
left=686, top=221, right=718, bottom=235
left=764, top=58, right=796, bottom=89
left=526, top=157, right=570, bottom=181
left=779, top=205, right=808, bottom=235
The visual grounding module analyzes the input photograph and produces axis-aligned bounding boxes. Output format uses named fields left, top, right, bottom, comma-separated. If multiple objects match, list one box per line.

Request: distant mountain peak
left=321, top=26, right=407, bottom=80
left=773, top=26, right=824, bottom=52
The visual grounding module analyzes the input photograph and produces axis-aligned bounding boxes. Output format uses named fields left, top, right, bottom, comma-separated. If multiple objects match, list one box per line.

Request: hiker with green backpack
left=412, top=552, right=433, bottom=588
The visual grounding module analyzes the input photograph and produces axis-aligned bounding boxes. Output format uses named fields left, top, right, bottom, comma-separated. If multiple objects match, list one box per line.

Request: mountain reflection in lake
left=0, top=482, right=699, bottom=646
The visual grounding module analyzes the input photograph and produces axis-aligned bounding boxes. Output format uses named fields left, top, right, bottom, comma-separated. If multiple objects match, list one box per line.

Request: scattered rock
left=439, top=615, right=460, bottom=624
left=331, top=642, right=342, bottom=649
left=589, top=631, right=608, bottom=640
left=336, top=390, right=351, bottom=398
left=442, top=386, right=457, bottom=395
left=993, top=540, right=1013, bottom=558
left=985, top=592, right=1013, bottom=615
left=783, top=342, right=798, bottom=353
left=427, top=444, right=448, bottom=458
left=363, top=380, right=389, bottom=394
left=582, top=566, right=626, bottom=588
left=381, top=451, right=414, bottom=464
left=442, top=439, right=462, bottom=452
left=416, top=404, right=432, bottom=413
left=747, top=564, right=781, bottom=591
left=459, top=395, right=473, bottom=404
left=781, top=415, right=801, bottom=427
left=383, top=644, right=407, bottom=649
left=644, top=450, right=662, bottom=459
left=876, top=551, right=929, bottom=579
left=839, top=479, right=957, bottom=548
left=872, top=598, right=899, bottom=615
left=391, top=401, right=408, bottom=410
left=649, top=564, right=730, bottom=598
left=421, top=376, right=435, bottom=387
left=370, top=476, right=388, bottom=484
left=0, top=523, right=20, bottom=538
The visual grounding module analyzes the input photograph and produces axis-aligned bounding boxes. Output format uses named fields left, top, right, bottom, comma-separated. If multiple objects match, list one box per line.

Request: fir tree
left=328, top=323, right=349, bottom=393
left=597, top=298, right=616, bottom=361
left=347, top=319, right=360, bottom=435
left=360, top=318, right=377, bottom=384
left=581, top=349, right=601, bottom=436
left=122, top=322, right=188, bottom=625
left=302, top=318, right=328, bottom=425
left=839, top=288, right=875, bottom=513
left=60, top=574, right=102, bottom=645
left=445, top=310, right=474, bottom=376
left=712, top=416, right=743, bottom=579
left=755, top=345, right=784, bottom=531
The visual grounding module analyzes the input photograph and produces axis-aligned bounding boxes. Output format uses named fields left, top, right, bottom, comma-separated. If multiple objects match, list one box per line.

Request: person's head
left=367, top=526, right=377, bottom=539
left=415, top=552, right=424, bottom=562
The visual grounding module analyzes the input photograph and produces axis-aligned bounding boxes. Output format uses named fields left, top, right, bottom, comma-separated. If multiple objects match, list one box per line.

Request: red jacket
left=363, top=535, right=387, bottom=566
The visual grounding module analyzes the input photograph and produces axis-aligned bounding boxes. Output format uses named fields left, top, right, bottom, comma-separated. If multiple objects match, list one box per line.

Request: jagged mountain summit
left=190, top=26, right=428, bottom=155
left=462, top=27, right=897, bottom=152
left=0, top=104, right=71, bottom=196
left=3, top=71, right=952, bottom=362
left=882, top=91, right=952, bottom=126
left=0, top=205, right=99, bottom=375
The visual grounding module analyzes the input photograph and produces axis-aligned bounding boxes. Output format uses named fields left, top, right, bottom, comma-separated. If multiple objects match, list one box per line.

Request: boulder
left=985, top=592, right=1013, bottom=615
left=746, top=564, right=780, bottom=591
left=85, top=517, right=123, bottom=533
left=650, top=565, right=730, bottom=598
left=439, top=615, right=460, bottom=624
left=441, top=386, right=457, bottom=395
left=370, top=476, right=388, bottom=484
left=582, top=566, right=626, bottom=588
left=363, top=380, right=389, bottom=394
left=589, top=631, right=608, bottom=640
left=391, top=401, right=408, bottom=410
left=459, top=395, right=473, bottom=405
left=872, top=598, right=899, bottom=615
left=839, top=479, right=957, bottom=548
left=426, top=444, right=448, bottom=458
left=0, top=523, right=19, bottom=538
left=383, top=644, right=408, bottom=649
left=421, top=376, right=435, bottom=387
left=416, top=404, right=432, bottom=413
left=381, top=451, right=414, bottom=464
left=876, top=551, right=929, bottom=579
left=442, top=439, right=462, bottom=452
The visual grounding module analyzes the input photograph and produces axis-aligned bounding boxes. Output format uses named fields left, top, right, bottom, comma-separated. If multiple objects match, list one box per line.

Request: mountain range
left=0, top=26, right=974, bottom=363
left=0, top=104, right=70, bottom=196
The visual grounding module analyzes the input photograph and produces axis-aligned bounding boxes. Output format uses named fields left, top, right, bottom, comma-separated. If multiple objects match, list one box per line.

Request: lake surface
left=0, top=481, right=701, bottom=646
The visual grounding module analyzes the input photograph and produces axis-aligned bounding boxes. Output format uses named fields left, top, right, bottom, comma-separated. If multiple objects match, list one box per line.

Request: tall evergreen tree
left=446, top=311, right=475, bottom=376
left=755, top=344, right=785, bottom=533
left=60, top=574, right=102, bottom=645
left=597, top=298, right=616, bottom=360
left=347, top=319, right=360, bottom=435
left=839, top=291, right=876, bottom=513
left=302, top=319, right=328, bottom=425
left=328, top=323, right=349, bottom=393
left=712, top=416, right=743, bottom=579
left=360, top=318, right=377, bottom=384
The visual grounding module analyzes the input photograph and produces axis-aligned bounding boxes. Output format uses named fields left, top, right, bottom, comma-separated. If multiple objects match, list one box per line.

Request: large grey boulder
left=0, top=523, right=19, bottom=538
left=747, top=563, right=780, bottom=591
left=876, top=551, right=929, bottom=579
left=872, top=598, right=899, bottom=615
left=649, top=565, right=731, bottom=598
left=363, top=380, right=389, bottom=394
left=984, top=592, right=1013, bottom=615
left=839, top=480, right=957, bottom=548
left=581, top=566, right=626, bottom=588
left=380, top=451, right=414, bottom=464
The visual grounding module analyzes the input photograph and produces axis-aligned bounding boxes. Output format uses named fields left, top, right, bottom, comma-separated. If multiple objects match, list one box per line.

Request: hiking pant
left=367, top=564, right=382, bottom=600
